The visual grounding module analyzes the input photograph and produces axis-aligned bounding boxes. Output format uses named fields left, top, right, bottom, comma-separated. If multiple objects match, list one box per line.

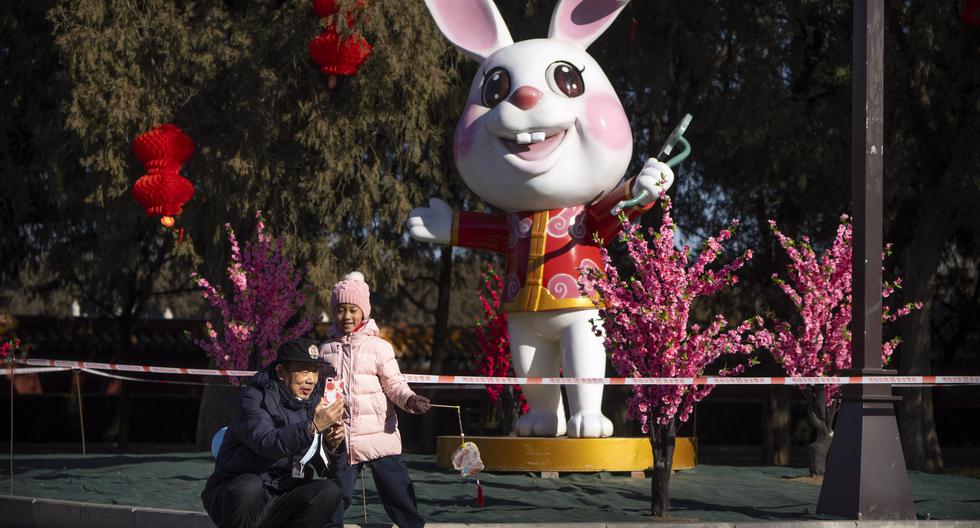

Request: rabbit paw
left=515, top=410, right=567, bottom=437
left=632, top=159, right=675, bottom=206
left=406, top=197, right=454, bottom=245
left=566, top=411, right=614, bottom=438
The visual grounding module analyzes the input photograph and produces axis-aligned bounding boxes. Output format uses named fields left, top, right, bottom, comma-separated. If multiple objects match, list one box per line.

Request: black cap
left=276, top=338, right=322, bottom=364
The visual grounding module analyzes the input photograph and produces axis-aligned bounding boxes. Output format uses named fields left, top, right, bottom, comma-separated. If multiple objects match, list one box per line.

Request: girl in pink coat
left=319, top=272, right=431, bottom=528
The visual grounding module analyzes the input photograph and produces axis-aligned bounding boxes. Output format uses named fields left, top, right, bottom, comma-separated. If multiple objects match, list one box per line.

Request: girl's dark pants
left=329, top=450, right=424, bottom=528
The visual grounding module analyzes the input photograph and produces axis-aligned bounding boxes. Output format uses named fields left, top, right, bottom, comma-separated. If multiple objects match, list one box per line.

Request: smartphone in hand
left=323, top=378, right=344, bottom=404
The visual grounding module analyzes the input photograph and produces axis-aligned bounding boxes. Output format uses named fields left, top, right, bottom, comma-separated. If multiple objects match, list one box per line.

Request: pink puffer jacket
left=319, top=320, right=418, bottom=464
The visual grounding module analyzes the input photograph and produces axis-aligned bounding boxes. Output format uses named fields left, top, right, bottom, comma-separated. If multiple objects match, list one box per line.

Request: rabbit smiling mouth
left=499, top=130, right=566, bottom=162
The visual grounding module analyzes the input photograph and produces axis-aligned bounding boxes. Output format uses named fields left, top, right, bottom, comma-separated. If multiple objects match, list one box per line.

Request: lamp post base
left=816, top=375, right=915, bottom=520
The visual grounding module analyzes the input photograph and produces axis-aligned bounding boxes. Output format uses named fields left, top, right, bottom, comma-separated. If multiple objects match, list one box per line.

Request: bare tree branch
left=398, top=285, right=433, bottom=313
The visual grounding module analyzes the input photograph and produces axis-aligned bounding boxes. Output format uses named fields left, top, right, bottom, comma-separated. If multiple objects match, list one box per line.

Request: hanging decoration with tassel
left=433, top=404, right=486, bottom=508
left=131, top=124, right=196, bottom=240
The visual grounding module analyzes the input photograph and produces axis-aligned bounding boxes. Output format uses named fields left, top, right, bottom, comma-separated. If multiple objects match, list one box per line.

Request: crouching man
left=202, top=338, right=346, bottom=528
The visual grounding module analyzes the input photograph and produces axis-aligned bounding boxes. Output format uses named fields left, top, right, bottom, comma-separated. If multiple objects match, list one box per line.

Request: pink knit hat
left=331, top=271, right=371, bottom=320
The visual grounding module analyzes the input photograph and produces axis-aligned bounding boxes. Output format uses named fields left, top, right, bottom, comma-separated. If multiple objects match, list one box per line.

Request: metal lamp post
left=815, top=0, right=915, bottom=519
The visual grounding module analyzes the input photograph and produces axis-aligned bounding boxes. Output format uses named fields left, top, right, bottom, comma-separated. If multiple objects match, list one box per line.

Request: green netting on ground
left=2, top=453, right=978, bottom=523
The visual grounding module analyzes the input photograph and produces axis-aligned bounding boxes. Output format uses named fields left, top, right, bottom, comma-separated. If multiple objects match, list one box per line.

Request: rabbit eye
left=481, top=67, right=511, bottom=108
left=548, top=61, right=584, bottom=98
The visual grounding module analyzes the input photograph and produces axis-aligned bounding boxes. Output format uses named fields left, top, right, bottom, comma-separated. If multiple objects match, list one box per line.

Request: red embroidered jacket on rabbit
left=451, top=178, right=654, bottom=312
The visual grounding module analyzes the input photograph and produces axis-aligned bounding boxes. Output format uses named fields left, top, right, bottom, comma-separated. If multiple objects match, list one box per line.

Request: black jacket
left=204, top=364, right=332, bottom=493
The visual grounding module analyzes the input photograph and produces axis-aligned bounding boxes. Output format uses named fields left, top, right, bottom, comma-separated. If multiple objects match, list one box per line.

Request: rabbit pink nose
left=509, top=86, right=543, bottom=110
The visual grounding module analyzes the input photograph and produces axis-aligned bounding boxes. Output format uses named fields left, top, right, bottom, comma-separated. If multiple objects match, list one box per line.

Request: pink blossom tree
left=0, top=338, right=20, bottom=361
left=474, top=265, right=527, bottom=433
left=193, top=212, right=313, bottom=381
left=760, top=215, right=921, bottom=476
left=580, top=199, right=767, bottom=517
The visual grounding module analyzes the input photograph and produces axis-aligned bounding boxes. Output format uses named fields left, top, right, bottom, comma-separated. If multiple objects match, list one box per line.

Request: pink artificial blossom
left=0, top=338, right=21, bottom=361
left=193, top=212, right=313, bottom=383
left=759, top=215, right=922, bottom=404
left=579, top=199, right=765, bottom=433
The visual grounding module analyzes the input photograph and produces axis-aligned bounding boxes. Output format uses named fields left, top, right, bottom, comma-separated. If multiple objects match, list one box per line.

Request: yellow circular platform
left=436, top=436, right=696, bottom=472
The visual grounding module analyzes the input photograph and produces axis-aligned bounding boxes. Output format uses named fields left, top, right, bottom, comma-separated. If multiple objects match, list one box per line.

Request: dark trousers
left=202, top=473, right=341, bottom=528
left=329, top=453, right=424, bottom=528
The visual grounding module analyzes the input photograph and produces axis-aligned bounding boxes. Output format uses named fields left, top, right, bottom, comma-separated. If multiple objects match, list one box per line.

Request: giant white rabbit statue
left=407, top=0, right=674, bottom=438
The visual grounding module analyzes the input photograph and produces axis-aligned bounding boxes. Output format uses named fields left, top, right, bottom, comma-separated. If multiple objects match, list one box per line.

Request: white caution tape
left=21, top=359, right=253, bottom=377
left=16, top=359, right=980, bottom=386
left=0, top=367, right=72, bottom=376
left=78, top=368, right=229, bottom=386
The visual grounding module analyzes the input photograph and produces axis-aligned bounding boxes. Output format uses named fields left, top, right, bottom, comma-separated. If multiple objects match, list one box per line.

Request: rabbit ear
left=548, top=0, right=630, bottom=49
left=424, top=0, right=514, bottom=62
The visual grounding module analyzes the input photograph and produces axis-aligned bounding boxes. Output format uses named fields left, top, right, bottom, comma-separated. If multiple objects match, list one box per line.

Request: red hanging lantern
left=312, top=0, right=340, bottom=18
left=312, top=0, right=365, bottom=23
left=309, top=0, right=371, bottom=88
left=963, top=0, right=980, bottom=25
left=131, top=124, right=196, bottom=227
left=308, top=25, right=373, bottom=81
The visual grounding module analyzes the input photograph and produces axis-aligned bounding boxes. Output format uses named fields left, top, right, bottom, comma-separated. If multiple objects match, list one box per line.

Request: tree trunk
left=896, top=246, right=946, bottom=471
left=194, top=337, right=247, bottom=450
left=894, top=165, right=957, bottom=473
left=428, top=248, right=454, bottom=376
left=896, top=239, right=945, bottom=473
left=896, top=283, right=944, bottom=472
left=762, top=385, right=791, bottom=465
left=895, top=384, right=942, bottom=472
left=194, top=347, right=249, bottom=451
left=109, top=233, right=170, bottom=449
left=195, top=383, right=240, bottom=451
left=808, top=430, right=833, bottom=477
left=804, top=385, right=835, bottom=476
left=649, top=417, right=676, bottom=517
left=500, top=387, right=520, bottom=435
left=418, top=249, right=454, bottom=453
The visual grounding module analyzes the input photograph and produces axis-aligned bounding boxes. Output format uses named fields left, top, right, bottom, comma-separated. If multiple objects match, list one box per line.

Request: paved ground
left=1, top=452, right=978, bottom=524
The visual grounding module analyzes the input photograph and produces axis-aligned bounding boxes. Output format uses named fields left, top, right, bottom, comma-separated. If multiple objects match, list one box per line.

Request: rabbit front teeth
left=515, top=132, right=548, bottom=144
